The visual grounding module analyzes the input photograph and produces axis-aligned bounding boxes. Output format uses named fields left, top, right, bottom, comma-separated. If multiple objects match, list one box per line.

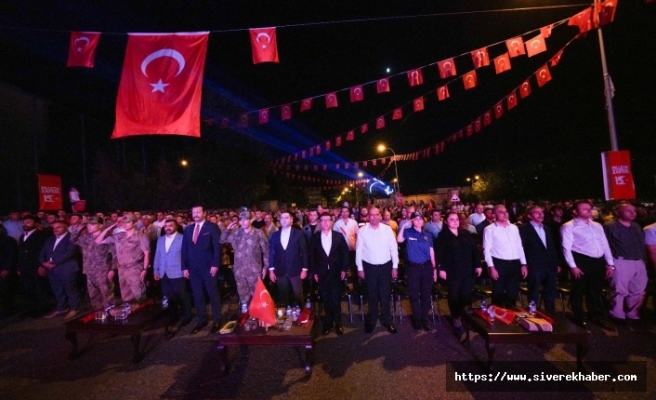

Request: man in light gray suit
left=154, top=220, right=192, bottom=326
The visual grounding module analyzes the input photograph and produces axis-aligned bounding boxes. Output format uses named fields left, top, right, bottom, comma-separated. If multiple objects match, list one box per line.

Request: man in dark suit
left=519, top=206, right=560, bottom=313
left=508, top=201, right=522, bottom=224
left=269, top=211, right=309, bottom=306
left=310, top=212, right=349, bottom=335
left=182, top=206, right=223, bottom=334
left=16, top=216, right=50, bottom=316
left=40, top=220, right=81, bottom=319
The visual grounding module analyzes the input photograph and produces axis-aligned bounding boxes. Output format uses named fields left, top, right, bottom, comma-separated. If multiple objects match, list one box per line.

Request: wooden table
left=64, top=303, right=170, bottom=363
left=461, top=310, right=590, bottom=371
left=216, top=319, right=316, bottom=375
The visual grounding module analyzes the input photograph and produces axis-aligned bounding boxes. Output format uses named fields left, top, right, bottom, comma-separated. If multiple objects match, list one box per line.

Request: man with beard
left=16, top=216, right=50, bottom=316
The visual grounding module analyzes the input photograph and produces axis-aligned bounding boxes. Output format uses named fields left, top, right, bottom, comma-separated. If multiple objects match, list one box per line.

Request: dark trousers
left=276, top=274, right=302, bottom=306
left=21, top=270, right=50, bottom=313
left=48, top=266, right=80, bottom=311
left=407, top=261, right=433, bottom=322
left=446, top=273, right=474, bottom=320
left=491, top=258, right=521, bottom=308
left=318, top=271, right=342, bottom=326
left=161, top=275, right=192, bottom=322
left=571, top=252, right=606, bottom=321
left=189, top=267, right=222, bottom=323
left=363, top=260, right=392, bottom=325
left=0, top=274, right=14, bottom=310
left=527, top=267, right=557, bottom=312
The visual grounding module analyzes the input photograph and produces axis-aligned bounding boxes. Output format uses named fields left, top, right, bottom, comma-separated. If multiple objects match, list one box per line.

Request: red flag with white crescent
left=407, top=68, right=424, bottom=86
left=568, top=8, right=592, bottom=34
left=471, top=47, right=490, bottom=68
left=325, top=92, right=338, bottom=108
left=494, top=53, right=511, bottom=74
left=466, top=124, right=473, bottom=137
left=475, top=117, right=482, bottom=133
left=484, top=111, right=492, bottom=126
left=376, top=116, right=385, bottom=129
left=536, top=65, right=552, bottom=87
left=494, top=102, right=504, bottom=119
left=336, top=136, right=342, bottom=147
left=239, top=113, right=249, bottom=128
left=361, top=123, right=369, bottom=134
left=346, top=130, right=354, bottom=141
left=250, top=27, right=279, bottom=64
left=526, top=33, right=547, bottom=58
left=301, top=98, right=312, bottom=111
left=67, top=31, right=100, bottom=68
left=316, top=145, right=321, bottom=155
left=599, top=0, right=618, bottom=26
left=551, top=50, right=564, bottom=66
left=541, top=24, right=553, bottom=38
left=437, top=58, right=457, bottom=78
left=520, top=80, right=532, bottom=98
left=437, top=85, right=450, bottom=101
left=258, top=109, right=269, bottom=124
left=413, top=97, right=424, bottom=112
left=506, top=37, right=526, bottom=58
left=325, top=140, right=331, bottom=151
left=377, top=77, right=390, bottom=93
left=281, top=104, right=292, bottom=120
left=350, top=85, right=364, bottom=102
left=248, top=278, right=276, bottom=326
left=507, top=90, right=518, bottom=110
left=392, top=108, right=402, bottom=120
left=462, top=70, right=477, bottom=90
left=112, top=32, right=209, bottom=138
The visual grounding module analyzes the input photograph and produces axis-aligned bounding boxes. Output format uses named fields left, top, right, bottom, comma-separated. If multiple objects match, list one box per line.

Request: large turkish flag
left=112, top=32, right=209, bottom=139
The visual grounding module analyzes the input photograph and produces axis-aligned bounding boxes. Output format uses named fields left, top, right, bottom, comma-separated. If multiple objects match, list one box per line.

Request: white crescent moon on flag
left=540, top=69, right=547, bottom=79
left=354, top=87, right=361, bottom=95
left=475, top=121, right=480, bottom=129
left=509, top=95, right=515, bottom=104
left=496, top=105, right=502, bottom=112
left=256, top=33, right=271, bottom=44
left=521, top=82, right=529, bottom=92
left=443, top=61, right=451, bottom=71
left=511, top=40, right=520, bottom=49
left=531, top=39, right=541, bottom=49
left=415, top=100, right=420, bottom=106
left=261, top=111, right=267, bottom=117
left=328, top=94, right=335, bottom=102
left=498, top=58, right=505, bottom=67
left=141, top=49, right=185, bottom=78
left=283, top=106, right=289, bottom=113
left=466, top=75, right=473, bottom=83
left=74, top=37, right=90, bottom=47
left=379, top=79, right=387, bottom=88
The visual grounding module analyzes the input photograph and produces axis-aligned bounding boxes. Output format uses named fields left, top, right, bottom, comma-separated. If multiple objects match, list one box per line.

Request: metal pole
left=597, top=27, right=619, bottom=151
left=387, top=148, right=400, bottom=193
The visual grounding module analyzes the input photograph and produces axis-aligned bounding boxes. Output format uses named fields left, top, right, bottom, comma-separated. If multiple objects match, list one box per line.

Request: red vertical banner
left=601, top=151, right=636, bottom=200
left=37, top=174, right=63, bottom=210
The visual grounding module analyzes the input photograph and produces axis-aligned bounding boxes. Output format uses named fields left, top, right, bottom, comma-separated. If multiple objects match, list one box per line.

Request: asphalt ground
left=0, top=298, right=655, bottom=400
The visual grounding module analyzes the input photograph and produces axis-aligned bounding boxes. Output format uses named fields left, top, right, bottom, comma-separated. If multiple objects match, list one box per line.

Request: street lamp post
left=377, top=144, right=400, bottom=194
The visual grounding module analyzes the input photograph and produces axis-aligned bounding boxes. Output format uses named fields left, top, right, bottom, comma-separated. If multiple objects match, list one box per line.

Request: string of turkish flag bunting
left=270, top=43, right=570, bottom=186
left=62, top=1, right=619, bottom=142
left=272, top=160, right=396, bottom=189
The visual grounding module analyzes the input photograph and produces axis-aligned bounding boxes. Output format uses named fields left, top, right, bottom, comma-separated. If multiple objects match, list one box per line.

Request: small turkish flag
left=363, top=161, right=368, bottom=167
left=323, top=165, right=327, bottom=171
left=301, top=98, right=312, bottom=111
left=494, top=53, right=511, bottom=74
left=520, top=80, right=532, bottom=98
left=437, top=58, right=457, bottom=78
left=569, top=8, right=592, bottom=34
left=113, top=32, right=209, bottom=138
left=345, top=163, right=350, bottom=170
left=249, top=278, right=277, bottom=326
left=346, top=130, right=354, bottom=141
left=350, top=85, right=364, bottom=102
left=376, top=116, right=385, bottom=129
left=437, top=85, right=450, bottom=101
left=372, top=160, right=377, bottom=166
left=67, top=31, right=100, bottom=68
left=407, top=69, right=423, bottom=86
left=551, top=50, right=563, bottom=66
left=250, top=27, right=279, bottom=64
left=541, top=24, right=553, bottom=38
left=536, top=65, right=552, bottom=87
left=325, top=93, right=338, bottom=108
left=281, top=104, right=292, bottom=120
left=336, top=136, right=342, bottom=147
left=392, top=108, right=403, bottom=120
left=309, top=147, right=314, bottom=157
left=316, top=145, right=321, bottom=155
left=475, top=117, right=482, bottom=133
left=413, top=97, right=424, bottom=112
left=484, top=111, right=492, bottom=126
left=302, top=150, right=306, bottom=159
left=361, top=123, right=368, bottom=134
left=354, top=162, right=359, bottom=168
left=471, top=47, right=490, bottom=68
left=239, top=113, right=249, bottom=128
left=507, top=90, right=518, bottom=110
left=463, top=70, right=477, bottom=90
left=526, top=33, right=547, bottom=58
left=325, top=140, right=331, bottom=151
left=506, top=37, right=526, bottom=58
left=258, top=109, right=269, bottom=124
left=599, top=0, right=617, bottom=26
left=220, top=117, right=229, bottom=129
left=466, top=124, right=473, bottom=137
left=494, top=102, right=504, bottom=119
left=381, top=158, right=387, bottom=164
left=377, top=77, right=390, bottom=93
left=456, top=130, right=464, bottom=139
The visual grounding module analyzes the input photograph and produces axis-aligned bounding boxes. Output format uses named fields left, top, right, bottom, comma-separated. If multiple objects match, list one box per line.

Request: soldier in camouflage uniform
left=96, top=213, right=150, bottom=303
left=220, top=211, right=269, bottom=306
left=73, top=216, right=116, bottom=309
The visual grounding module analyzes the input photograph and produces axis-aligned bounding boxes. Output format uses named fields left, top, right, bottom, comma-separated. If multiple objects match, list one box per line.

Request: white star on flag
left=150, top=79, right=169, bottom=93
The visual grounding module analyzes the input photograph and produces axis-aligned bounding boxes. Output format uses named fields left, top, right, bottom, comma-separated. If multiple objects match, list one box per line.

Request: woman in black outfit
left=434, top=211, right=482, bottom=333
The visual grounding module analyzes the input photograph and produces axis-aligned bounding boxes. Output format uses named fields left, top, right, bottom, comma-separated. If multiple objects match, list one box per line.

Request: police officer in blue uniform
left=397, top=211, right=437, bottom=331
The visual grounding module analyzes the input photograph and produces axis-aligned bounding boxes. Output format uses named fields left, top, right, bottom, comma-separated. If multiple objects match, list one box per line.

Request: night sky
left=0, top=0, right=654, bottom=212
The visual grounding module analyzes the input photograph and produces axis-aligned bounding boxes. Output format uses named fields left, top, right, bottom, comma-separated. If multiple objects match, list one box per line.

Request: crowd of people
left=1, top=198, right=655, bottom=338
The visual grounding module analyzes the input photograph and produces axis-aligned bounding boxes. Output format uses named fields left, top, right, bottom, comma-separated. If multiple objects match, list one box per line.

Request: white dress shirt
left=355, top=223, right=399, bottom=271
left=333, top=218, right=359, bottom=251
left=561, top=218, right=614, bottom=268
left=165, top=232, right=177, bottom=252
left=483, top=222, right=526, bottom=266
left=321, top=231, right=332, bottom=269
left=22, top=229, right=37, bottom=242
left=280, top=227, right=291, bottom=250
left=53, top=233, right=68, bottom=251
left=469, top=212, right=486, bottom=226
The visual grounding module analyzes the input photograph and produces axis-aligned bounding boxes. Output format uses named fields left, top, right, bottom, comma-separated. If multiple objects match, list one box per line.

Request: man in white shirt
left=483, top=205, right=527, bottom=308
left=469, top=203, right=486, bottom=227
left=561, top=201, right=614, bottom=329
left=333, top=206, right=359, bottom=288
left=356, top=207, right=399, bottom=334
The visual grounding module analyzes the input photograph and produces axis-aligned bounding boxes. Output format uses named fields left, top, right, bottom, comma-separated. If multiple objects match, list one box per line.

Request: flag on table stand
left=248, top=278, right=276, bottom=326
left=67, top=32, right=100, bottom=68
left=112, top=32, right=209, bottom=139
left=250, top=27, right=279, bottom=64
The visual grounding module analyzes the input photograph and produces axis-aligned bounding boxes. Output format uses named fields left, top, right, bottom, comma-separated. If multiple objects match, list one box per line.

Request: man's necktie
left=193, top=224, right=200, bottom=244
